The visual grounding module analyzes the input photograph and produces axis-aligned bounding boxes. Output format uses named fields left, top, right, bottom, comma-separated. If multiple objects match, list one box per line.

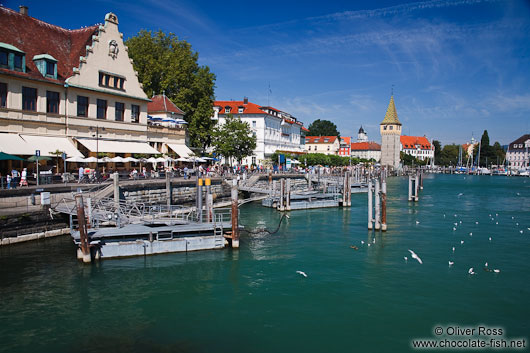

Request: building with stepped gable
left=379, top=96, right=402, bottom=169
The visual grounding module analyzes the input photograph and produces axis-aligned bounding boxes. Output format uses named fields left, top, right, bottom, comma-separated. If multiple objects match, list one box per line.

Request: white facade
left=506, top=135, right=530, bottom=169
left=212, top=101, right=304, bottom=166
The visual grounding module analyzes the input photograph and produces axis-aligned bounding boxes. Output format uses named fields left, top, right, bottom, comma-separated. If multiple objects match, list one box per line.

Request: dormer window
left=0, top=43, right=26, bottom=73
left=238, top=107, right=244, bottom=113
left=98, top=71, right=125, bottom=90
left=225, top=107, right=231, bottom=114
left=33, top=54, right=57, bottom=79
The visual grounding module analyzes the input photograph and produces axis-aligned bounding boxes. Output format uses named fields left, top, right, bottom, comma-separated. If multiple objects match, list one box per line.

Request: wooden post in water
left=375, top=177, right=381, bottom=230
left=273, top=180, right=278, bottom=197
left=197, top=178, right=203, bottom=222
left=368, top=179, right=373, bottom=230
left=205, top=178, right=212, bottom=222
left=414, top=173, right=420, bottom=202
left=166, top=171, right=171, bottom=208
left=231, top=180, right=239, bottom=248
left=381, top=175, right=387, bottom=231
left=75, top=194, right=91, bottom=263
left=113, top=172, right=119, bottom=209
left=420, top=171, right=424, bottom=190
left=347, top=171, right=352, bottom=206
left=286, top=178, right=291, bottom=211
left=279, top=178, right=285, bottom=211
left=268, top=171, right=273, bottom=196
left=408, top=175, right=413, bottom=201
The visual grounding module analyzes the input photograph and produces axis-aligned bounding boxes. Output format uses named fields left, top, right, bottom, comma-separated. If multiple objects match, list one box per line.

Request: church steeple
left=381, top=96, right=401, bottom=125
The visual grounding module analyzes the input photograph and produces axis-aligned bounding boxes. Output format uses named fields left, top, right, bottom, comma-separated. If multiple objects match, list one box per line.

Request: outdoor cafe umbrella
left=110, top=156, right=125, bottom=163
left=145, top=157, right=157, bottom=163
left=65, top=156, right=86, bottom=163
left=155, top=157, right=167, bottom=163
left=27, top=155, right=52, bottom=162
left=0, top=152, right=25, bottom=161
left=123, top=157, right=139, bottom=163
left=82, top=157, right=98, bottom=163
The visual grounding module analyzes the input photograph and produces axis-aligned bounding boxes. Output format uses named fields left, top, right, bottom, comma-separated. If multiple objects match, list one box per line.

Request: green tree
left=479, top=130, right=493, bottom=166
left=307, top=119, right=340, bottom=138
left=211, top=115, right=256, bottom=164
left=439, top=144, right=461, bottom=166
left=492, top=142, right=506, bottom=166
left=126, top=30, right=216, bottom=151
left=433, top=140, right=442, bottom=165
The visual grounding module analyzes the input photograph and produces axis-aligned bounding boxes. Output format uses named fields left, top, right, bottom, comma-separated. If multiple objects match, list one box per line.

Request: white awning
left=21, top=135, right=84, bottom=157
left=167, top=143, right=193, bottom=157
left=77, top=139, right=159, bottom=154
left=0, top=133, right=83, bottom=157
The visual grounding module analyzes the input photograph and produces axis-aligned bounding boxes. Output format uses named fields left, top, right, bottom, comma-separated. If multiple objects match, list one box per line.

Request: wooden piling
left=346, top=171, right=351, bottom=206
left=231, top=182, right=239, bottom=248
left=286, top=178, right=291, bottom=211
left=205, top=178, right=212, bottom=222
left=414, top=173, right=419, bottom=202
left=75, top=194, right=91, bottom=263
left=408, top=175, right=413, bottom=201
left=166, top=171, right=171, bottom=208
left=279, top=178, right=285, bottom=211
left=375, top=178, right=381, bottom=230
left=273, top=180, right=278, bottom=197
left=381, top=176, right=387, bottom=231
left=197, top=178, right=203, bottom=222
left=420, top=171, right=424, bottom=190
left=113, top=172, right=119, bottom=209
left=368, top=179, right=373, bottom=230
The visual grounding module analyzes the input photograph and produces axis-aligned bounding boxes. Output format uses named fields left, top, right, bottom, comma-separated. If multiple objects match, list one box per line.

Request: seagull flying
left=408, top=249, right=423, bottom=264
left=296, top=271, right=307, bottom=278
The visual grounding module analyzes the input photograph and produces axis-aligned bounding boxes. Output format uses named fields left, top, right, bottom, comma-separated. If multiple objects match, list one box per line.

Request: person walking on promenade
left=20, top=168, right=28, bottom=186
left=6, top=174, right=11, bottom=189
left=11, top=168, right=19, bottom=189
left=78, top=166, right=84, bottom=183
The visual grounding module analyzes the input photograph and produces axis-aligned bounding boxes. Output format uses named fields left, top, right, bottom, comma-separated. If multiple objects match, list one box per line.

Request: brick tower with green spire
left=380, top=95, right=402, bottom=169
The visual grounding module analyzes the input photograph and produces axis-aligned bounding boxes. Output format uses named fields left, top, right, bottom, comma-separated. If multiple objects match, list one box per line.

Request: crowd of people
left=2, top=168, right=29, bottom=189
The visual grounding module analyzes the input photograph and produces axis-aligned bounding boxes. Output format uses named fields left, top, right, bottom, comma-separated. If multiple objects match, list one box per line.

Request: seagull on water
left=496, top=222, right=498, bottom=225
left=454, top=222, right=458, bottom=226
left=296, top=271, right=307, bottom=278
left=458, top=193, right=463, bottom=197
left=489, top=237, right=492, bottom=241
left=468, top=268, right=476, bottom=275
left=404, top=256, right=408, bottom=262
left=361, top=240, right=365, bottom=245
left=520, top=230, right=523, bottom=234
left=408, top=249, right=423, bottom=264
left=469, top=232, right=473, bottom=236
left=453, top=227, right=457, bottom=231
left=452, top=247, right=455, bottom=253
left=449, top=261, right=454, bottom=266
left=461, top=240, right=464, bottom=244
left=416, top=220, right=420, bottom=224
left=485, top=262, right=488, bottom=267
left=475, top=221, right=479, bottom=225
left=493, top=269, right=500, bottom=273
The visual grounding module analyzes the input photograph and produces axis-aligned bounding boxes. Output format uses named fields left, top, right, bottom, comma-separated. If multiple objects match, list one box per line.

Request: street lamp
left=90, top=126, right=105, bottom=176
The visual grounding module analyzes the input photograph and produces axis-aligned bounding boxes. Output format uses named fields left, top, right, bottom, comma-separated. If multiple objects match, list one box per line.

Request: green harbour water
left=0, top=174, right=529, bottom=353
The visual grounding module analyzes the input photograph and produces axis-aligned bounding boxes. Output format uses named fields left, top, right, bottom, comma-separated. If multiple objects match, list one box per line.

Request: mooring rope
left=240, top=214, right=290, bottom=235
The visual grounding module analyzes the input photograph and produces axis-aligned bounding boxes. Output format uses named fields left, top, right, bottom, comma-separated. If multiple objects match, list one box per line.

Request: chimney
left=19, top=5, right=28, bottom=15
left=243, top=97, right=248, bottom=105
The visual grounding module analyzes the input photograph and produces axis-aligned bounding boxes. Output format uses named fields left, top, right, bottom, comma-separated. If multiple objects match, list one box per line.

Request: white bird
left=454, top=214, right=457, bottom=217
left=449, top=261, right=454, bottom=266
left=361, top=240, right=365, bottom=244
left=461, top=240, right=464, bottom=244
left=416, top=220, right=420, bottom=224
left=404, top=256, right=408, bottom=261
left=520, top=230, right=523, bottom=234
left=489, top=237, right=492, bottom=241
left=516, top=223, right=519, bottom=226
left=443, top=214, right=446, bottom=218
left=512, top=216, right=514, bottom=220
left=475, top=221, right=479, bottom=225
left=485, top=262, right=488, bottom=267
left=527, top=228, right=530, bottom=231
left=469, top=232, right=473, bottom=236
left=453, top=227, right=457, bottom=231
left=468, top=267, right=475, bottom=275
left=459, top=221, right=462, bottom=224
left=368, top=243, right=371, bottom=247
left=452, top=246, right=455, bottom=252
left=458, top=193, right=463, bottom=197
left=296, top=271, right=307, bottom=278
left=495, top=213, right=498, bottom=216
left=516, top=192, right=520, bottom=196
left=454, top=222, right=458, bottom=226
left=408, top=249, right=423, bottom=264
left=496, top=222, right=498, bottom=225
left=493, top=269, right=500, bottom=273
left=489, top=214, right=491, bottom=217
left=372, top=238, right=376, bottom=244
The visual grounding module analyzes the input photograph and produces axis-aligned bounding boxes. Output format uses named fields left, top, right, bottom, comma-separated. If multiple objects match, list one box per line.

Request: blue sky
left=5, top=0, right=530, bottom=145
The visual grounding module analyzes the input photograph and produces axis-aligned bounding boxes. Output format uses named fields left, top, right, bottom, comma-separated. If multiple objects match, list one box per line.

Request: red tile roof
left=301, top=126, right=310, bottom=132
left=305, top=136, right=338, bottom=144
left=0, top=6, right=98, bottom=84
left=148, top=95, right=185, bottom=115
left=351, top=142, right=381, bottom=151
left=400, top=136, right=432, bottom=150
left=341, top=136, right=351, bottom=145
left=214, top=100, right=267, bottom=115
